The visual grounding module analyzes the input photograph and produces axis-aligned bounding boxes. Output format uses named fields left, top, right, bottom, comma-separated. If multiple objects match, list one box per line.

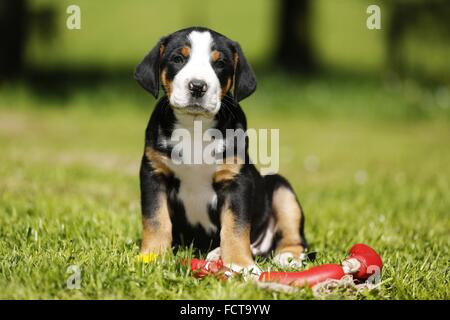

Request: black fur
left=136, top=27, right=306, bottom=255
left=140, top=95, right=274, bottom=251
left=135, top=27, right=256, bottom=102
left=135, top=37, right=166, bottom=98
left=232, top=41, right=257, bottom=102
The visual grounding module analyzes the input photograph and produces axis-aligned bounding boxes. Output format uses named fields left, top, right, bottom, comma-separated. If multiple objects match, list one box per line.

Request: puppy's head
left=135, top=27, right=256, bottom=116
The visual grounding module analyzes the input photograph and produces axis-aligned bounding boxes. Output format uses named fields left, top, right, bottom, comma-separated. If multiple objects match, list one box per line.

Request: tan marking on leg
left=141, top=193, right=172, bottom=254
left=211, top=50, right=221, bottom=62
left=220, top=205, right=253, bottom=267
left=181, top=46, right=190, bottom=58
left=272, top=187, right=304, bottom=255
left=213, top=157, right=243, bottom=183
left=145, top=147, right=172, bottom=177
left=160, top=68, right=172, bottom=97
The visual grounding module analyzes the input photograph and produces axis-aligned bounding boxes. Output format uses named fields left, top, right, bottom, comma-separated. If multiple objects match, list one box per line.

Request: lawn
left=0, top=74, right=449, bottom=299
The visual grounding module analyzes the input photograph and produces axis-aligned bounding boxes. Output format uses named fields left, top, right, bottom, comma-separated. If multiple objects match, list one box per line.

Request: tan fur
left=232, top=52, right=239, bottom=93
left=220, top=205, right=253, bottom=267
left=272, top=187, right=304, bottom=255
left=211, top=50, right=221, bottom=62
left=140, top=193, right=173, bottom=254
left=160, top=67, right=172, bottom=98
left=213, top=157, right=243, bottom=183
left=221, top=77, right=232, bottom=98
left=159, top=45, right=165, bottom=57
left=233, top=52, right=239, bottom=70
left=145, top=147, right=172, bottom=177
left=181, top=46, right=190, bottom=58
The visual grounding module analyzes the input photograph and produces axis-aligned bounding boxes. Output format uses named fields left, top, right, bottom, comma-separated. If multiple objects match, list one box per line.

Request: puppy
left=135, top=27, right=307, bottom=273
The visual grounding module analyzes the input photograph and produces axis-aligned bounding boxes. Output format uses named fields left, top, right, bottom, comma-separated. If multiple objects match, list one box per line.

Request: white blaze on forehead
left=188, top=31, right=214, bottom=68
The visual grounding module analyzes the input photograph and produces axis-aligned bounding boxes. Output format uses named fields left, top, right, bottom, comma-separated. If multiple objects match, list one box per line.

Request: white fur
left=250, top=216, right=275, bottom=256
left=274, top=252, right=306, bottom=268
left=206, top=247, right=221, bottom=261
left=170, top=31, right=221, bottom=114
left=166, top=114, right=218, bottom=234
left=206, top=248, right=261, bottom=278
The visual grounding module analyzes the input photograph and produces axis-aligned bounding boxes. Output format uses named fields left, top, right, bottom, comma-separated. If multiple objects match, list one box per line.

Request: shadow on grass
left=19, top=63, right=448, bottom=100
left=2, top=64, right=448, bottom=122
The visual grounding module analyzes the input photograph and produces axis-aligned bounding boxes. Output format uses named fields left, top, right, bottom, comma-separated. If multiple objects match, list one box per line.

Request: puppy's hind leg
left=265, top=174, right=307, bottom=268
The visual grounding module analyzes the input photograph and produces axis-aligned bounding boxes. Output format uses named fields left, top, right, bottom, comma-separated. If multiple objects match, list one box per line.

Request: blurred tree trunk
left=275, top=0, right=316, bottom=73
left=386, top=3, right=407, bottom=75
left=0, top=0, right=28, bottom=78
left=386, top=0, right=450, bottom=76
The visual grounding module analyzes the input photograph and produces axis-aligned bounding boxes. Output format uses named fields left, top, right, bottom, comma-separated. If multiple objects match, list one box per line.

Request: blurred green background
left=0, top=0, right=449, bottom=299
left=1, top=0, right=449, bottom=117
left=20, top=0, right=450, bottom=76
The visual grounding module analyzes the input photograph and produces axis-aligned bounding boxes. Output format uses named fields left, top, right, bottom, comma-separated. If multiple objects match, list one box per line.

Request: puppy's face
left=163, top=31, right=233, bottom=114
left=135, top=27, right=257, bottom=116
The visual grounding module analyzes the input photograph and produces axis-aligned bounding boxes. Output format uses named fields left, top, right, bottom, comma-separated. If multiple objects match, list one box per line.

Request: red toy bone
left=186, top=243, right=382, bottom=288
left=259, top=243, right=383, bottom=287
left=185, top=258, right=233, bottom=280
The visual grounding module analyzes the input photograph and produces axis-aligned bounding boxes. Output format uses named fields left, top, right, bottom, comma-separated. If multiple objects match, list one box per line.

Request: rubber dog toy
left=186, top=243, right=382, bottom=288
left=187, top=258, right=231, bottom=280
left=259, top=243, right=382, bottom=287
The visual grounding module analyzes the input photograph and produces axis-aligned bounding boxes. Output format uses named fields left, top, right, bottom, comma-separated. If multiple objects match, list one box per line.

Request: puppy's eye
left=215, top=60, right=225, bottom=69
left=172, top=55, right=184, bottom=64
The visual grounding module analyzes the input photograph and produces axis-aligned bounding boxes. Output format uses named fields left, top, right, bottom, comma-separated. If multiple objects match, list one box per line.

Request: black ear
left=232, top=42, right=257, bottom=102
left=134, top=38, right=166, bottom=98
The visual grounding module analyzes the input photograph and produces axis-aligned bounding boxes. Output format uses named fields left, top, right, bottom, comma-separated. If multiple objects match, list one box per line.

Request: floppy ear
left=232, top=42, right=257, bottom=102
left=134, top=38, right=166, bottom=98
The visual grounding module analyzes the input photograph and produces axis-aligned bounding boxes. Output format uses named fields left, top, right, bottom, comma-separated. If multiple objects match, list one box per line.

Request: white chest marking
left=166, top=114, right=218, bottom=234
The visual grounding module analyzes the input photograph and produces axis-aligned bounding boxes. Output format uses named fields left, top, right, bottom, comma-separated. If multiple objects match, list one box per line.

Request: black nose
left=188, top=80, right=207, bottom=98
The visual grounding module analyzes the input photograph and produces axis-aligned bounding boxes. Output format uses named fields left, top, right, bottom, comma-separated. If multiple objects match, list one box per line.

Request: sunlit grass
left=0, top=76, right=449, bottom=299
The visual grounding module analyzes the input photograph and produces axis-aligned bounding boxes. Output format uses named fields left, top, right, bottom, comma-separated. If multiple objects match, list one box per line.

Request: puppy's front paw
left=274, top=252, right=306, bottom=268
left=225, top=263, right=262, bottom=280
left=206, top=247, right=221, bottom=261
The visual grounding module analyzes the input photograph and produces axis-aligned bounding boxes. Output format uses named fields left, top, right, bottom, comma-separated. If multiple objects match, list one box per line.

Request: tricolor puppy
left=135, top=27, right=307, bottom=273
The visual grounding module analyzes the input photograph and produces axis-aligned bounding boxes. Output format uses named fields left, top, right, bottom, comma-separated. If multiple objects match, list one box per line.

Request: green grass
left=2, top=0, right=448, bottom=301
left=0, top=74, right=449, bottom=299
